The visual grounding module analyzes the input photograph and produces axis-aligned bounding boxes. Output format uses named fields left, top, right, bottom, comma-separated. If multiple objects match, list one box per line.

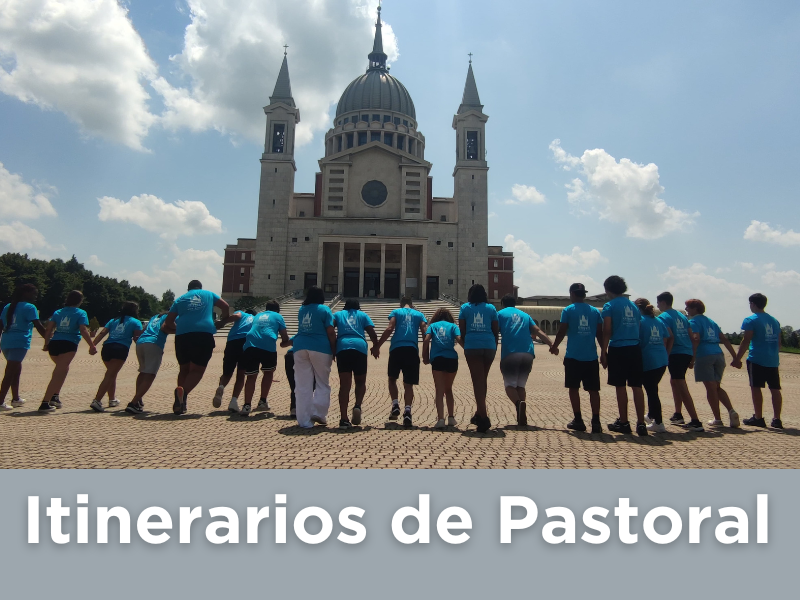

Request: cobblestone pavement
left=1, top=335, right=798, bottom=468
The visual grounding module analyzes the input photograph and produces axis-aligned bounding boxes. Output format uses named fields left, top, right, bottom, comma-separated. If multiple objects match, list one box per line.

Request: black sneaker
left=390, top=402, right=401, bottom=420
left=38, top=401, right=56, bottom=413
left=49, top=395, right=62, bottom=409
left=771, top=418, right=783, bottom=429
left=517, top=401, right=527, bottom=426
left=181, top=399, right=188, bottom=415
left=636, top=423, right=648, bottom=437
left=476, top=415, right=492, bottom=433
left=669, top=412, right=684, bottom=424
left=567, top=417, right=586, bottom=432
left=173, top=387, right=184, bottom=415
left=470, top=412, right=479, bottom=426
left=403, top=409, right=412, bottom=427
left=591, top=416, right=602, bottom=434
left=608, top=419, right=632, bottom=434
left=339, top=418, right=352, bottom=429
left=743, top=415, right=767, bottom=428
left=125, top=401, right=143, bottom=415
left=685, top=419, right=704, bottom=432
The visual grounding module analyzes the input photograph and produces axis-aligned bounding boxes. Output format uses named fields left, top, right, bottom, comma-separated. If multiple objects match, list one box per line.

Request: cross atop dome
left=368, top=4, right=388, bottom=71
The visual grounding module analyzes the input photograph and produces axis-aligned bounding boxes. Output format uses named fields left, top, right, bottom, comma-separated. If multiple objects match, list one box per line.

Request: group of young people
left=0, top=277, right=786, bottom=437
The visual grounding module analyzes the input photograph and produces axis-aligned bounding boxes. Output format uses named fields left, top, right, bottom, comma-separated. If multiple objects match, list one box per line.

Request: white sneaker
left=212, top=385, right=225, bottom=408
left=728, top=410, right=740, bottom=428
left=90, top=399, right=105, bottom=413
left=311, top=415, right=327, bottom=425
left=11, top=398, right=26, bottom=407
left=0, top=402, right=11, bottom=411
left=239, top=403, right=252, bottom=417
left=447, top=416, right=458, bottom=427
left=644, top=415, right=654, bottom=425
left=256, top=399, right=270, bottom=411
left=707, top=418, right=723, bottom=427
left=434, top=418, right=446, bottom=429
left=647, top=422, right=667, bottom=433
left=228, top=398, right=240, bottom=413
left=108, top=398, right=120, bottom=407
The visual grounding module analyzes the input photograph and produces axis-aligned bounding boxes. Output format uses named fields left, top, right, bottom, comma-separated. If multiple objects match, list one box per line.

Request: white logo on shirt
left=676, top=319, right=685, bottom=331
left=188, top=295, right=203, bottom=311
left=301, top=312, right=313, bottom=329
left=114, top=323, right=125, bottom=335
left=472, top=312, right=485, bottom=331
left=765, top=323, right=773, bottom=337
left=438, top=326, right=446, bottom=338
left=579, top=315, right=588, bottom=327
left=624, top=306, right=634, bottom=318
left=59, top=316, right=71, bottom=328
left=707, top=326, right=715, bottom=339
left=348, top=313, right=358, bottom=329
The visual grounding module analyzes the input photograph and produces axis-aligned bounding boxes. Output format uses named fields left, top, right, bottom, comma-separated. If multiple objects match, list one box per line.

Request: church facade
left=223, top=8, right=513, bottom=304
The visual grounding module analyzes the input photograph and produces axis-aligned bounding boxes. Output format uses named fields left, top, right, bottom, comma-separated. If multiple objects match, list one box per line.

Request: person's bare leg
left=231, top=368, right=246, bottom=399
left=0, top=361, right=22, bottom=403
left=466, top=355, right=487, bottom=417
left=704, top=381, right=721, bottom=420
left=669, top=379, right=683, bottom=415
left=433, top=371, right=446, bottom=419
left=42, top=353, right=75, bottom=402
left=177, top=364, right=190, bottom=388
left=588, top=391, right=601, bottom=416
left=615, top=387, right=629, bottom=421
left=676, top=380, right=699, bottom=421
left=717, top=386, right=734, bottom=412
left=259, top=371, right=273, bottom=404
left=243, top=373, right=258, bottom=405
left=505, top=386, right=520, bottom=408
left=354, top=374, right=367, bottom=408
left=568, top=388, right=581, bottom=416
left=750, top=386, right=764, bottom=419
left=770, top=389, right=783, bottom=421
left=218, top=373, right=232, bottom=388
left=338, top=371, right=353, bottom=418
left=94, top=359, right=124, bottom=401
left=182, top=364, right=207, bottom=395
left=632, top=387, right=645, bottom=425
left=132, top=373, right=156, bottom=403
left=445, top=372, right=456, bottom=417
left=388, top=377, right=399, bottom=402
left=403, top=382, right=414, bottom=408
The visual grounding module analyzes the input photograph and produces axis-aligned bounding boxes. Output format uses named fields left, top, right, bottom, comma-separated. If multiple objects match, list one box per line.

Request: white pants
left=293, top=349, right=333, bottom=428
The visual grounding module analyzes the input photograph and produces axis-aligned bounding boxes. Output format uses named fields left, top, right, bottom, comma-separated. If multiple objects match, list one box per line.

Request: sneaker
left=636, top=423, right=648, bottom=437
left=290, top=406, right=296, bottom=417
left=608, top=419, right=632, bottom=434
left=172, top=387, right=184, bottom=415
left=125, top=401, right=143, bottom=415
left=90, top=399, right=105, bottom=413
left=108, top=398, right=119, bottom=408
left=403, top=409, right=412, bottom=427
left=685, top=419, right=704, bottom=432
left=228, top=398, right=240, bottom=413
left=181, top=399, right=188, bottom=414
left=728, top=410, right=740, bottom=428
left=669, top=412, right=685, bottom=425
left=447, top=416, right=458, bottom=427
left=470, top=412, right=479, bottom=426
left=567, top=418, right=586, bottom=432
left=771, top=418, right=784, bottom=429
left=38, top=401, right=56, bottom=413
left=476, top=415, right=492, bottom=433
left=212, top=385, right=225, bottom=408
left=647, top=422, right=667, bottom=433
left=644, top=414, right=654, bottom=425
left=390, top=402, right=401, bottom=420
left=49, top=396, right=62, bottom=409
left=0, top=402, right=11, bottom=411
left=434, top=418, right=446, bottom=429
left=351, top=406, right=362, bottom=425
left=11, top=398, right=26, bottom=407
left=517, top=400, right=528, bottom=427
left=707, top=419, right=723, bottom=427
left=339, top=418, right=352, bottom=429
left=743, top=415, right=766, bottom=428
left=239, top=403, right=252, bottom=417
left=591, top=416, right=602, bottom=434
left=256, top=398, right=270, bottom=411
left=311, top=415, right=327, bottom=425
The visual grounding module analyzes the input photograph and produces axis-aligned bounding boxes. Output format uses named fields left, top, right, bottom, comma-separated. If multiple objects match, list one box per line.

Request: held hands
left=88, top=345, right=98, bottom=356
left=600, top=352, right=608, bottom=370
left=549, top=345, right=559, bottom=356
left=423, top=357, right=430, bottom=365
left=688, top=358, right=695, bottom=370
left=370, top=346, right=380, bottom=359
left=731, top=358, right=743, bottom=369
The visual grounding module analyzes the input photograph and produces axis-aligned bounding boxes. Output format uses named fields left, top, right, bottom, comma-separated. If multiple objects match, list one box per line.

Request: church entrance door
left=426, top=276, right=439, bottom=300
left=384, top=270, right=400, bottom=298
left=343, top=270, right=359, bottom=297
left=364, top=270, right=381, bottom=297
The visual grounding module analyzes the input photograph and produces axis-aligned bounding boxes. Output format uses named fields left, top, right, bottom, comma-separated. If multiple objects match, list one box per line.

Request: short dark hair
left=400, top=296, right=413, bottom=308
left=468, top=284, right=488, bottom=305
left=119, top=301, right=139, bottom=321
left=245, top=308, right=259, bottom=316
left=344, top=298, right=360, bottom=311
left=265, top=301, right=280, bottom=313
left=65, top=290, right=84, bottom=307
left=187, top=280, right=203, bottom=290
left=685, top=299, right=706, bottom=314
left=501, top=294, right=516, bottom=308
left=749, top=293, right=767, bottom=310
left=303, top=286, right=325, bottom=305
left=656, top=291, right=674, bottom=307
left=603, top=275, right=627, bottom=295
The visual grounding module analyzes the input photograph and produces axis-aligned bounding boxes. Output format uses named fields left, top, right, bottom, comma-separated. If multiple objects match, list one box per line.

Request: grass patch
left=780, top=346, right=800, bottom=354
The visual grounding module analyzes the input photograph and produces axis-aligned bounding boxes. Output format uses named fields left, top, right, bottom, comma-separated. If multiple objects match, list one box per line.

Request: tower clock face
left=361, top=180, right=388, bottom=207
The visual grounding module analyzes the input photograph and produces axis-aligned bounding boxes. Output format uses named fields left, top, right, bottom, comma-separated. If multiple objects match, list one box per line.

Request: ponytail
left=634, top=297, right=655, bottom=317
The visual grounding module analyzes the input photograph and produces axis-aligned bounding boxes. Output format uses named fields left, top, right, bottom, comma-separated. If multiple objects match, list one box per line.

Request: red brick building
left=488, top=245, right=517, bottom=303
left=221, top=238, right=256, bottom=303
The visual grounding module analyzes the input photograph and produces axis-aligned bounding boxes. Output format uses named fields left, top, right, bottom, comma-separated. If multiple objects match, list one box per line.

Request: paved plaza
left=1, top=334, right=798, bottom=469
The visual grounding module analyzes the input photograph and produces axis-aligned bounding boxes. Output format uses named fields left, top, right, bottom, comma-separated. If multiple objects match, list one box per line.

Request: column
left=421, top=242, right=428, bottom=300
left=400, top=243, right=407, bottom=297
left=337, top=242, right=345, bottom=294
left=379, top=243, right=386, bottom=299
left=358, top=241, right=365, bottom=298
left=316, top=240, right=324, bottom=290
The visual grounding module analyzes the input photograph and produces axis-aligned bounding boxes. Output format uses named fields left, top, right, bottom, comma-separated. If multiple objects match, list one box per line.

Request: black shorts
left=668, top=353, right=693, bottom=380
left=607, top=345, right=643, bottom=388
left=101, top=343, right=129, bottom=362
left=431, top=356, right=458, bottom=373
left=337, top=349, right=368, bottom=376
left=175, top=332, right=216, bottom=367
left=48, top=340, right=78, bottom=356
left=747, top=361, right=781, bottom=390
left=240, top=346, right=277, bottom=375
left=222, top=337, right=247, bottom=377
left=388, top=346, right=420, bottom=385
left=564, top=357, right=601, bottom=391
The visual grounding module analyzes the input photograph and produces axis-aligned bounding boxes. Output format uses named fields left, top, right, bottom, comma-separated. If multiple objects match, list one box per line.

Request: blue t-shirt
left=658, top=309, right=693, bottom=356
left=497, top=307, right=535, bottom=359
left=137, top=314, right=168, bottom=349
left=334, top=310, right=375, bottom=355
left=459, top=302, right=498, bottom=350
left=639, top=315, right=670, bottom=371
left=429, top=321, right=460, bottom=361
left=293, top=304, right=335, bottom=355
left=388, top=307, right=427, bottom=351
left=561, top=303, right=602, bottom=361
left=170, top=289, right=220, bottom=335
left=742, top=312, right=781, bottom=368
left=244, top=310, right=287, bottom=353
left=602, top=297, right=641, bottom=347
left=0, top=302, right=39, bottom=350
left=104, top=317, right=143, bottom=348
left=50, top=306, right=90, bottom=345
left=689, top=315, right=723, bottom=357
left=227, top=311, right=254, bottom=341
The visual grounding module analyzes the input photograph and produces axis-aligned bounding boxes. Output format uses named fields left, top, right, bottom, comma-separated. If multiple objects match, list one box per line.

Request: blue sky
left=0, top=0, right=798, bottom=330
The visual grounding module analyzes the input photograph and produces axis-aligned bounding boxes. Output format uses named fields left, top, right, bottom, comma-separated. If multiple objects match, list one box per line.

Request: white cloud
left=504, top=184, right=546, bottom=205
left=761, top=269, right=800, bottom=287
left=0, top=221, right=50, bottom=253
left=86, top=254, right=106, bottom=267
left=743, top=220, right=800, bottom=247
left=119, top=244, right=223, bottom=296
left=504, top=234, right=607, bottom=296
left=550, top=139, right=697, bottom=239
left=0, top=161, right=57, bottom=219
left=488, top=211, right=497, bottom=218
left=97, top=194, right=223, bottom=238
left=0, top=0, right=159, bottom=151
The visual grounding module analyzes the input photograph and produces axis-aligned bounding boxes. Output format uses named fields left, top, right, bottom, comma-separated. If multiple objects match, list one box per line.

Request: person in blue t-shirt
left=497, top=294, right=555, bottom=428
left=422, top=307, right=462, bottom=428
left=124, top=312, right=176, bottom=414
left=0, top=284, right=46, bottom=411
left=239, top=302, right=289, bottom=417
left=458, top=285, right=499, bottom=434
left=292, top=287, right=336, bottom=429
left=635, top=298, right=673, bottom=433
left=163, top=280, right=230, bottom=415
left=600, top=276, right=647, bottom=436
left=685, top=299, right=742, bottom=428
left=374, top=296, right=428, bottom=427
left=656, top=291, right=702, bottom=431
left=89, top=301, right=143, bottom=412
left=550, top=283, right=605, bottom=433
left=735, top=293, right=783, bottom=428
left=211, top=308, right=257, bottom=413
left=333, top=299, right=378, bottom=428
left=39, top=290, right=97, bottom=412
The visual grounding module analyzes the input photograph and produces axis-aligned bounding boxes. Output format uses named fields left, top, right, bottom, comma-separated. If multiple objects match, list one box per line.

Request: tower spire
left=367, top=4, right=388, bottom=71
left=269, top=49, right=295, bottom=107
left=457, top=56, right=483, bottom=114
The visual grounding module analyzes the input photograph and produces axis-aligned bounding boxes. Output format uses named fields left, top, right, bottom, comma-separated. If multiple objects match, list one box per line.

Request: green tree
left=234, top=296, right=271, bottom=311
left=161, top=289, right=175, bottom=310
